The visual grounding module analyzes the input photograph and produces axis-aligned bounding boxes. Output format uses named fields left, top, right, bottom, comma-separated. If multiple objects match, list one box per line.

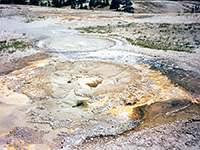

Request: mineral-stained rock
left=0, top=127, right=46, bottom=150
left=0, top=58, right=198, bottom=149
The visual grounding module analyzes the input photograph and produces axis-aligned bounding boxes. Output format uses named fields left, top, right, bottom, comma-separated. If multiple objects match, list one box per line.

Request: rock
left=86, top=77, right=103, bottom=88
left=38, top=105, right=45, bottom=110
left=64, top=90, right=90, bottom=107
left=56, top=101, right=62, bottom=105
left=74, top=99, right=88, bottom=107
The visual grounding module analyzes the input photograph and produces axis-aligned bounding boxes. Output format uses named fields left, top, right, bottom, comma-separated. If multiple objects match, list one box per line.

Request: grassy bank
left=77, top=22, right=200, bottom=53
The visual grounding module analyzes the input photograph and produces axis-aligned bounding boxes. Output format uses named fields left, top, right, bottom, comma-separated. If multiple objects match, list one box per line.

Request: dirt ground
left=0, top=2, right=200, bottom=150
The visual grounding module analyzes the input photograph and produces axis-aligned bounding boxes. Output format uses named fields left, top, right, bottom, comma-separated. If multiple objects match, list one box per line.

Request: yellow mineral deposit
left=40, top=11, right=129, bottom=21
left=104, top=64, right=195, bottom=119
left=27, top=144, right=50, bottom=150
left=0, top=83, right=30, bottom=105
left=0, top=58, right=198, bottom=150
left=0, top=84, right=31, bottom=137
left=25, top=58, right=53, bottom=68
left=5, top=141, right=50, bottom=150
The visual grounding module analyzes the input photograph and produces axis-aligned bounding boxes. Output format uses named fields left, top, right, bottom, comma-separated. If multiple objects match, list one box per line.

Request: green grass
left=38, top=16, right=45, bottom=19
left=125, top=37, right=192, bottom=53
left=0, top=39, right=29, bottom=54
left=25, top=18, right=34, bottom=23
left=159, top=23, right=170, bottom=28
left=76, top=25, right=112, bottom=34
left=76, top=22, right=200, bottom=53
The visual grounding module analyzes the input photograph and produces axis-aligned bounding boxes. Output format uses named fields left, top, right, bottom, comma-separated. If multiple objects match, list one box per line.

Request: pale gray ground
left=0, top=2, right=200, bottom=150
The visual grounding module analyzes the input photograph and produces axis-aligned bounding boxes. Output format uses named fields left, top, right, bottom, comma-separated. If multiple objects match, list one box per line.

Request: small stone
left=56, top=101, right=62, bottom=104
left=66, top=119, right=72, bottom=122
left=38, top=105, right=45, bottom=110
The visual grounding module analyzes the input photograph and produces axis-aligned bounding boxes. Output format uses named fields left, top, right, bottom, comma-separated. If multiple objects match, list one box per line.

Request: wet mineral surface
left=0, top=57, right=199, bottom=149
left=0, top=4, right=200, bottom=150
